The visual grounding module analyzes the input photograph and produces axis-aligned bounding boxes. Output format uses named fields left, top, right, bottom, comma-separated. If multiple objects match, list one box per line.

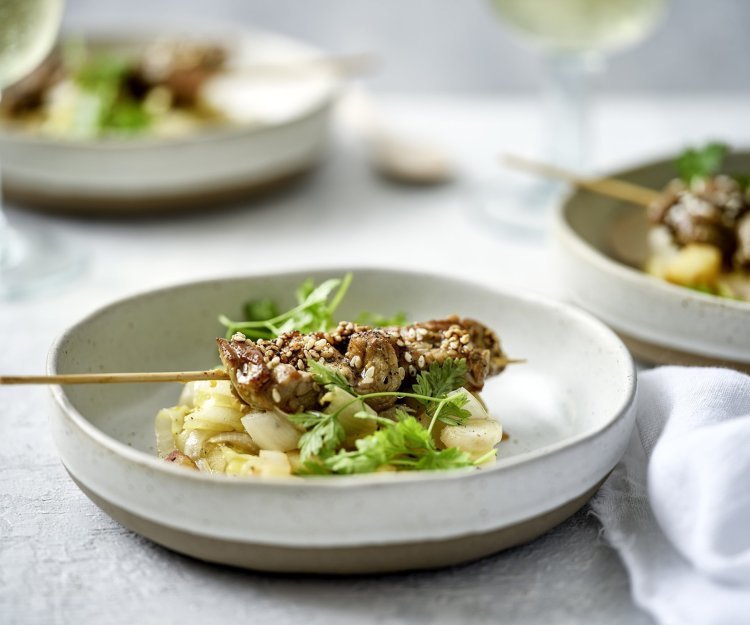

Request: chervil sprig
left=286, top=410, right=345, bottom=461
left=219, top=273, right=353, bottom=340
left=289, top=359, right=473, bottom=464
left=307, top=358, right=353, bottom=393
left=676, top=142, right=729, bottom=184
left=412, top=359, right=471, bottom=426
left=313, top=413, right=476, bottom=475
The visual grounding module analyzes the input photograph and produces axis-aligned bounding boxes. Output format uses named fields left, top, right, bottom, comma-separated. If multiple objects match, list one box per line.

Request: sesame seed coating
left=216, top=315, right=506, bottom=414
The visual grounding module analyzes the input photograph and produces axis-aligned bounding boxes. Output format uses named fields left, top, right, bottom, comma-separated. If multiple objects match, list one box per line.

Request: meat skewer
left=218, top=315, right=510, bottom=413
left=0, top=318, right=523, bottom=403
left=503, top=153, right=750, bottom=270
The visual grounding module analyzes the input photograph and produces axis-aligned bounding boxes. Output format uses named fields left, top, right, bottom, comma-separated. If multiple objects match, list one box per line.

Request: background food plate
left=556, top=152, right=750, bottom=372
left=0, top=28, right=339, bottom=214
left=48, top=268, right=636, bottom=574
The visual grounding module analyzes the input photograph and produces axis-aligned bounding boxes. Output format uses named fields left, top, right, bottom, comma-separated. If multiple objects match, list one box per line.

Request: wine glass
left=478, top=0, right=668, bottom=234
left=0, top=0, right=81, bottom=298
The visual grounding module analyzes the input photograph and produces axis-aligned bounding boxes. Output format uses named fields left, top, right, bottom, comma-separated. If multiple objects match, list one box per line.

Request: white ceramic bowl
left=0, top=29, right=339, bottom=213
left=48, top=268, right=636, bottom=573
left=556, top=153, right=750, bottom=371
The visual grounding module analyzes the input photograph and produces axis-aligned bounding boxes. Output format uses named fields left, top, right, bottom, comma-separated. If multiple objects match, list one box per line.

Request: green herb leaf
left=675, top=142, right=729, bottom=184
left=286, top=411, right=345, bottom=461
left=414, top=446, right=474, bottom=471
left=412, top=358, right=470, bottom=425
left=244, top=299, right=279, bottom=322
left=75, top=55, right=130, bottom=90
left=322, top=415, right=474, bottom=475
left=220, top=273, right=352, bottom=339
left=354, top=311, right=409, bottom=327
left=731, top=173, right=750, bottom=193
left=433, top=391, right=472, bottom=426
left=307, top=359, right=352, bottom=393
left=413, top=358, right=468, bottom=401
left=72, top=54, right=151, bottom=135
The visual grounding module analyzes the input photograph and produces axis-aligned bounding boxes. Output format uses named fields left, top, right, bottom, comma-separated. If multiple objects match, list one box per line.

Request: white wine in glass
left=480, top=0, right=667, bottom=234
left=491, top=0, right=667, bottom=55
left=0, top=0, right=81, bottom=298
left=0, top=0, right=64, bottom=86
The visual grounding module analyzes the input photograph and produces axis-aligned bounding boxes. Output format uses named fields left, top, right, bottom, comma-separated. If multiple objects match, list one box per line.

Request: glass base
left=469, top=178, right=567, bottom=237
left=0, top=226, right=84, bottom=299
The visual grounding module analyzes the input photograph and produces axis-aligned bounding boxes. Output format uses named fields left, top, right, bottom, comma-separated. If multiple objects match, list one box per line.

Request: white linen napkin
left=591, top=366, right=750, bottom=625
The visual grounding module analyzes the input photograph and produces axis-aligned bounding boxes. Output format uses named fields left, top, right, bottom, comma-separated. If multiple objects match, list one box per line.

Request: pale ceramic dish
left=0, top=29, right=339, bottom=214
left=556, top=152, right=750, bottom=372
left=48, top=268, right=636, bottom=574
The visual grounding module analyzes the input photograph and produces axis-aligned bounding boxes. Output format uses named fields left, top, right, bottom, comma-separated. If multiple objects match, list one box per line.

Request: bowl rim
left=556, top=152, right=750, bottom=314
left=0, top=26, right=340, bottom=151
left=48, top=265, right=637, bottom=489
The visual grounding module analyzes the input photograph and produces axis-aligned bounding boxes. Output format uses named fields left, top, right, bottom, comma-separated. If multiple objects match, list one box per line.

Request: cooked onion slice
left=241, top=412, right=301, bottom=452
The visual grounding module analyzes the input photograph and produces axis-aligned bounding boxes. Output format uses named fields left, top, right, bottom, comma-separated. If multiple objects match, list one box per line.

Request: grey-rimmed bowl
left=48, top=267, right=636, bottom=574
left=0, top=28, right=339, bottom=214
left=556, top=152, right=750, bottom=371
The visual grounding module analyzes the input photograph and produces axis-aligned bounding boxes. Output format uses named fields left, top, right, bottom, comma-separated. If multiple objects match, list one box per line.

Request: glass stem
left=542, top=51, right=602, bottom=173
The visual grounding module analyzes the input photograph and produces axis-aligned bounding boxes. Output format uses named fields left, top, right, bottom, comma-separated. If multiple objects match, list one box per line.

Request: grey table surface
left=3, top=93, right=749, bottom=625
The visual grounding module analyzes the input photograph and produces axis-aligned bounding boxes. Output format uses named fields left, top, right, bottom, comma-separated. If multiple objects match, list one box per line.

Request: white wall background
left=64, top=0, right=750, bottom=92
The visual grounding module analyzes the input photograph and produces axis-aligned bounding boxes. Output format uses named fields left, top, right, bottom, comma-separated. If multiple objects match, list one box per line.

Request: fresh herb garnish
left=307, top=358, right=353, bottom=393
left=290, top=359, right=474, bottom=469
left=313, top=412, right=475, bottom=475
left=354, top=311, right=408, bottom=327
left=731, top=173, right=750, bottom=193
left=286, top=410, right=346, bottom=461
left=412, top=359, right=471, bottom=426
left=220, top=273, right=408, bottom=341
left=219, top=274, right=353, bottom=340
left=243, top=298, right=278, bottom=322
left=675, top=142, right=728, bottom=184
left=72, top=54, right=151, bottom=136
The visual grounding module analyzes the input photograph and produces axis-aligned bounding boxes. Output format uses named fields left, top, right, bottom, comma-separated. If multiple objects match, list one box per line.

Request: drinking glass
left=0, top=0, right=81, bottom=298
left=478, top=0, right=668, bottom=234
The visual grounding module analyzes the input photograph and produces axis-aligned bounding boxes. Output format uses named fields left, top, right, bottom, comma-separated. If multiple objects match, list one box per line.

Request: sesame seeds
left=223, top=318, right=504, bottom=416
left=362, top=366, right=376, bottom=385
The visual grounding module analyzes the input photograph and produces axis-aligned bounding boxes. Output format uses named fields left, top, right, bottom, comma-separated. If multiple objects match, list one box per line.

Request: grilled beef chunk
left=649, top=175, right=750, bottom=265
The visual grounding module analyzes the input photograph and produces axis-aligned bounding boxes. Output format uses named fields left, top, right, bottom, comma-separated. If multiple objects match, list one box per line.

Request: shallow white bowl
left=0, top=29, right=339, bottom=213
left=48, top=268, right=636, bottom=573
left=556, top=153, right=750, bottom=371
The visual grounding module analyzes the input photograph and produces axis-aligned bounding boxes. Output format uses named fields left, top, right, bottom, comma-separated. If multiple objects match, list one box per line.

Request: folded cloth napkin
left=591, top=366, right=750, bottom=625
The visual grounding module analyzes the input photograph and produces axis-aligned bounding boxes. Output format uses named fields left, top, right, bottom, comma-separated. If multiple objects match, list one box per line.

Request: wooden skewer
left=502, top=153, right=662, bottom=208
left=0, top=369, right=230, bottom=385
left=0, top=358, right=526, bottom=386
